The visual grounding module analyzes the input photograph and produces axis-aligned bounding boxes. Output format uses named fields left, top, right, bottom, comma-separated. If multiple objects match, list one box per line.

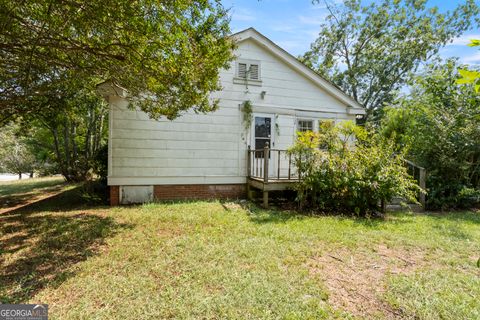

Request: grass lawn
left=1, top=179, right=479, bottom=319
left=0, top=176, right=68, bottom=213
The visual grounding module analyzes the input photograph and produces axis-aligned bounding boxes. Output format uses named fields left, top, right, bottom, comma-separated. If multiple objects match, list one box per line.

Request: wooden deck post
left=277, top=150, right=281, bottom=179
left=288, top=153, right=291, bottom=179
left=263, top=190, right=269, bottom=208
left=246, top=145, right=253, bottom=200
left=263, top=143, right=269, bottom=208
left=419, top=167, right=426, bottom=210
left=263, top=143, right=269, bottom=183
left=247, top=145, right=251, bottom=178
left=247, top=184, right=253, bottom=200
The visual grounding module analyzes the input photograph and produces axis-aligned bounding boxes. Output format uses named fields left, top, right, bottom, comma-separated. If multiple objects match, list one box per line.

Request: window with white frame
left=297, top=119, right=314, bottom=133
left=236, top=60, right=261, bottom=81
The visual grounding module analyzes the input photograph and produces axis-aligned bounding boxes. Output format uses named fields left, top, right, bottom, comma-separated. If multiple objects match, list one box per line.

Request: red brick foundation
left=109, top=184, right=246, bottom=205
left=110, top=186, right=120, bottom=206
left=154, top=184, right=246, bottom=201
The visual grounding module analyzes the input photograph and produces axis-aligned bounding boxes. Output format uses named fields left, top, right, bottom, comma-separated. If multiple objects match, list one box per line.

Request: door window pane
left=254, top=116, right=272, bottom=159
left=255, top=139, right=271, bottom=158
left=255, top=117, right=271, bottom=138
left=255, top=138, right=270, bottom=150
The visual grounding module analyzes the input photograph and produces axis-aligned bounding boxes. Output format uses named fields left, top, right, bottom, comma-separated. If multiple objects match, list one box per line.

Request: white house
left=99, top=28, right=365, bottom=205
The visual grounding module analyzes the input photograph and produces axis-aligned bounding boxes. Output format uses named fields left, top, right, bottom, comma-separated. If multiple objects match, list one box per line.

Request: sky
left=222, top=0, right=480, bottom=65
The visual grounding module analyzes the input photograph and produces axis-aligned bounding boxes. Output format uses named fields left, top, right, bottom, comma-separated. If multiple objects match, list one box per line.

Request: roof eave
left=231, top=28, right=365, bottom=111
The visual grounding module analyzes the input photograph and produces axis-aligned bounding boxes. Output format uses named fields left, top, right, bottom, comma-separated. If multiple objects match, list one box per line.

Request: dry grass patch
left=307, top=245, right=433, bottom=319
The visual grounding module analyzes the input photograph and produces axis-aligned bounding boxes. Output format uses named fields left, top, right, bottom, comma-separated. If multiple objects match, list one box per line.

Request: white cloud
left=276, top=40, right=306, bottom=53
left=270, top=24, right=296, bottom=33
left=448, top=34, right=480, bottom=46
left=230, top=7, right=256, bottom=22
left=310, top=0, right=344, bottom=10
left=460, top=52, right=480, bottom=65
left=298, top=13, right=327, bottom=26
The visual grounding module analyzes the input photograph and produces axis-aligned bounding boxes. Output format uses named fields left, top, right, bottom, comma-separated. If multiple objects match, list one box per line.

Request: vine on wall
left=241, top=100, right=253, bottom=130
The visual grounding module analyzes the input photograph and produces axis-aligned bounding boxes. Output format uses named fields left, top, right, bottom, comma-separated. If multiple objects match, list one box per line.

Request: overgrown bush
left=288, top=121, right=422, bottom=216
left=382, top=60, right=480, bottom=210
left=79, top=144, right=109, bottom=204
left=92, top=144, right=108, bottom=184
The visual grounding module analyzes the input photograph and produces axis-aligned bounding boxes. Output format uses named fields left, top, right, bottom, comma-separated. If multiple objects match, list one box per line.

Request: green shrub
left=456, top=187, right=480, bottom=209
left=288, top=121, right=422, bottom=216
left=79, top=144, right=109, bottom=204
left=92, top=144, right=108, bottom=184
left=381, top=60, right=480, bottom=210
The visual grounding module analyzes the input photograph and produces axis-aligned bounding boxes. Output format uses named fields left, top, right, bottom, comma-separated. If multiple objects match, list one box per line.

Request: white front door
left=251, top=113, right=275, bottom=177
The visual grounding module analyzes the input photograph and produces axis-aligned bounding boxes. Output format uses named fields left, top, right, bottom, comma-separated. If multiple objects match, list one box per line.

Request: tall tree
left=381, top=59, right=480, bottom=209
left=303, top=0, right=479, bottom=122
left=0, top=0, right=234, bottom=122
left=18, top=77, right=109, bottom=182
left=0, top=123, right=36, bottom=179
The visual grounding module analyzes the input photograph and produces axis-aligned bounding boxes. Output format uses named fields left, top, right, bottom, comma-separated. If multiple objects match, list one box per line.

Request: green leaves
left=0, top=0, right=234, bottom=121
left=457, top=69, right=480, bottom=92
left=456, top=40, right=480, bottom=92
left=457, top=69, right=480, bottom=82
left=303, top=0, right=479, bottom=122
left=289, top=121, right=420, bottom=215
left=0, top=123, right=37, bottom=175
left=467, top=39, right=480, bottom=47
left=383, top=59, right=480, bottom=209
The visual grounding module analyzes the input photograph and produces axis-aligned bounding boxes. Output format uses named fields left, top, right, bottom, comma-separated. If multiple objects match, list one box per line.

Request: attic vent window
left=238, top=63, right=247, bottom=79
left=249, top=64, right=259, bottom=80
left=235, top=60, right=262, bottom=85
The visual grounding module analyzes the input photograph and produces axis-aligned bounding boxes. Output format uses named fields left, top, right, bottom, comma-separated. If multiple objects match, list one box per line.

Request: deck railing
left=404, top=159, right=426, bottom=209
left=247, top=143, right=299, bottom=182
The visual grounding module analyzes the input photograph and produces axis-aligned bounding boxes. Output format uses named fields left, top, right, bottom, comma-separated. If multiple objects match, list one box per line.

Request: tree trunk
left=96, top=111, right=106, bottom=152
left=85, top=117, right=91, bottom=161
left=52, top=127, right=68, bottom=180
left=63, top=119, right=71, bottom=171
left=71, top=123, right=78, bottom=163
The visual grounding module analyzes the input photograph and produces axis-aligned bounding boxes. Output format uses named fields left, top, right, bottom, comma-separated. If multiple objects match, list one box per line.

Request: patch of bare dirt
left=306, top=245, right=431, bottom=319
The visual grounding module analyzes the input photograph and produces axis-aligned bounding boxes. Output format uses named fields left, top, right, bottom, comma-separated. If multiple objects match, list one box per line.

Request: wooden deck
left=247, top=177, right=297, bottom=191
left=246, top=144, right=300, bottom=208
left=246, top=144, right=427, bottom=210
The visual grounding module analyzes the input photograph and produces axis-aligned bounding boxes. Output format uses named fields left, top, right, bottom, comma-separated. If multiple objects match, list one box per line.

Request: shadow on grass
left=0, top=187, right=132, bottom=303
left=248, top=202, right=480, bottom=228
left=246, top=204, right=416, bottom=228
left=0, top=178, right=65, bottom=195
left=0, top=182, right=67, bottom=211
left=246, top=205, right=308, bottom=224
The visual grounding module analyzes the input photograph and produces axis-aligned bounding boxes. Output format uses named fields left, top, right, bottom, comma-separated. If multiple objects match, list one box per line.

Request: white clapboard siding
left=112, top=129, right=238, bottom=141
left=108, top=34, right=358, bottom=185
left=113, top=166, right=239, bottom=177
left=112, top=157, right=238, bottom=169
left=113, top=148, right=241, bottom=159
